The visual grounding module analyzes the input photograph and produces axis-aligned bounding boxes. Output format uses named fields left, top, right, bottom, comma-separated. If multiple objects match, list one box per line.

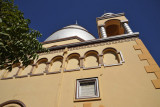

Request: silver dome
left=45, top=24, right=95, bottom=41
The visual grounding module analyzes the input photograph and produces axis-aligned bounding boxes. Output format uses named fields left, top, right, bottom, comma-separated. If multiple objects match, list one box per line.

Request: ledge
left=30, top=73, right=44, bottom=77
left=74, top=97, right=101, bottom=102
left=48, top=32, right=139, bottom=51
left=1, top=77, right=13, bottom=80
left=46, top=71, right=61, bottom=75
left=104, top=63, right=122, bottom=67
left=15, top=75, right=28, bottom=78
left=64, top=68, right=80, bottom=72
left=83, top=66, right=101, bottom=70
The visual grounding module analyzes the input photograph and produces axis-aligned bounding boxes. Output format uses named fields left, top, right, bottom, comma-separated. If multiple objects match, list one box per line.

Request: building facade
left=0, top=13, right=160, bottom=107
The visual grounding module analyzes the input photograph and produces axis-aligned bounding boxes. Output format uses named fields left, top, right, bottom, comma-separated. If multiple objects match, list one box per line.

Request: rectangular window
left=76, top=77, right=99, bottom=99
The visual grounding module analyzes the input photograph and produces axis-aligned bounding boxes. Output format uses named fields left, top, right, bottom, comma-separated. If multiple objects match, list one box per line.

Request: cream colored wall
left=50, top=59, right=62, bottom=72
left=103, top=52, right=119, bottom=65
left=43, top=39, right=81, bottom=48
left=0, top=38, right=160, bottom=107
left=66, top=56, right=79, bottom=70
left=19, top=65, right=32, bottom=76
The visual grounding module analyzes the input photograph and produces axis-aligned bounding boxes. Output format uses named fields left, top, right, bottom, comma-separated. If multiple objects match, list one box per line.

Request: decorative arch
left=84, top=50, right=99, bottom=68
left=5, top=63, right=21, bottom=78
left=49, top=56, right=63, bottom=72
left=66, top=53, right=80, bottom=70
left=0, top=100, right=26, bottom=107
left=36, top=58, right=48, bottom=65
left=33, top=58, right=48, bottom=74
left=19, top=61, right=34, bottom=76
left=102, top=47, right=120, bottom=66
left=104, top=19, right=125, bottom=37
left=102, top=47, right=118, bottom=54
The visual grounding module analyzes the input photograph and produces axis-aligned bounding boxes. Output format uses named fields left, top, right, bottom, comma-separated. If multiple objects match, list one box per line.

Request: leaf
left=0, top=18, right=2, bottom=23
left=0, top=0, right=48, bottom=71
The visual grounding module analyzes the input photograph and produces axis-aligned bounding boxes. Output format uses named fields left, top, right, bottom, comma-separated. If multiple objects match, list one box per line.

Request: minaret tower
left=96, top=13, right=133, bottom=38
left=96, top=13, right=160, bottom=89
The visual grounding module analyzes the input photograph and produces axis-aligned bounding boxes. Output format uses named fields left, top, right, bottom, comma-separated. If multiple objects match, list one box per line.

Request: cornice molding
left=48, top=32, right=139, bottom=51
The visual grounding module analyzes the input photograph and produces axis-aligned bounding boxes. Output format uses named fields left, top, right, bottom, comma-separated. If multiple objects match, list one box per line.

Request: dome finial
left=75, top=20, right=78, bottom=25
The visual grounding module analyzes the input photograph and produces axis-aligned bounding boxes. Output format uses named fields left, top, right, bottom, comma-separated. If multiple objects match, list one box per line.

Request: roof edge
left=46, top=32, right=139, bottom=51
left=42, top=36, right=85, bottom=44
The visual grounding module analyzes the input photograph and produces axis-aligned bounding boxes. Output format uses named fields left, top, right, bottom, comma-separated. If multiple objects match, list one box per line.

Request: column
left=123, top=23, right=133, bottom=34
left=100, top=26, right=107, bottom=38
left=80, top=57, right=84, bottom=68
left=99, top=54, right=104, bottom=66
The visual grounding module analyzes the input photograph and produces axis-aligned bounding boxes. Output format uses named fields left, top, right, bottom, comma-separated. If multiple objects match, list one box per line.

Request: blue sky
left=15, top=0, right=160, bottom=66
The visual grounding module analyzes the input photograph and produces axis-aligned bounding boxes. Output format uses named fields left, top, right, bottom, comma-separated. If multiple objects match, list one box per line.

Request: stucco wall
left=0, top=38, right=160, bottom=107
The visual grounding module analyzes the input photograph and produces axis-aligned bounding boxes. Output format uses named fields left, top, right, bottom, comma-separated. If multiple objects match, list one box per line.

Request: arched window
left=0, top=100, right=26, bottom=107
left=50, top=56, right=63, bottom=72
left=104, top=19, right=125, bottom=37
left=103, top=48, right=120, bottom=66
left=3, top=103, right=21, bottom=107
left=33, top=58, right=48, bottom=74
left=0, top=69, right=7, bottom=79
left=5, top=63, right=20, bottom=78
left=84, top=51, right=99, bottom=68
left=20, top=65, right=33, bottom=76
left=66, top=53, right=80, bottom=70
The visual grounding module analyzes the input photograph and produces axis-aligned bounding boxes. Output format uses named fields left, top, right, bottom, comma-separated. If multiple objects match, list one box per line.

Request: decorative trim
left=39, top=33, right=138, bottom=55
left=0, top=100, right=26, bottom=107
left=96, top=13, right=125, bottom=20
left=1, top=77, right=13, bottom=80
left=64, top=68, right=80, bottom=72
left=48, top=33, right=139, bottom=51
left=15, top=75, right=28, bottom=78
left=99, top=55, right=104, bottom=66
left=1, top=67, right=21, bottom=80
left=68, top=37, right=137, bottom=52
left=30, top=73, right=44, bottom=77
left=46, top=71, right=61, bottom=75
left=42, top=36, right=85, bottom=44
left=39, top=49, right=64, bottom=56
left=74, top=97, right=101, bottom=102
left=83, top=65, right=101, bottom=70
left=104, top=63, right=122, bottom=67
left=119, top=51, right=125, bottom=63
left=133, top=39, right=160, bottom=89
left=76, top=77, right=100, bottom=99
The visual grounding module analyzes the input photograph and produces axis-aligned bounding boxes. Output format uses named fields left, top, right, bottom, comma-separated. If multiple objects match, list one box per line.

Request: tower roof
left=45, top=24, right=95, bottom=42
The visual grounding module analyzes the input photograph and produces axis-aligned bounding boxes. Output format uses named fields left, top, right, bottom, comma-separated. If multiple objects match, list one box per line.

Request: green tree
left=0, top=0, right=47, bottom=70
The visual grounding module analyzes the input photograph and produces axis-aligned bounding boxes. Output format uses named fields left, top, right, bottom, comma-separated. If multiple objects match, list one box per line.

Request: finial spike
left=75, top=20, right=78, bottom=25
